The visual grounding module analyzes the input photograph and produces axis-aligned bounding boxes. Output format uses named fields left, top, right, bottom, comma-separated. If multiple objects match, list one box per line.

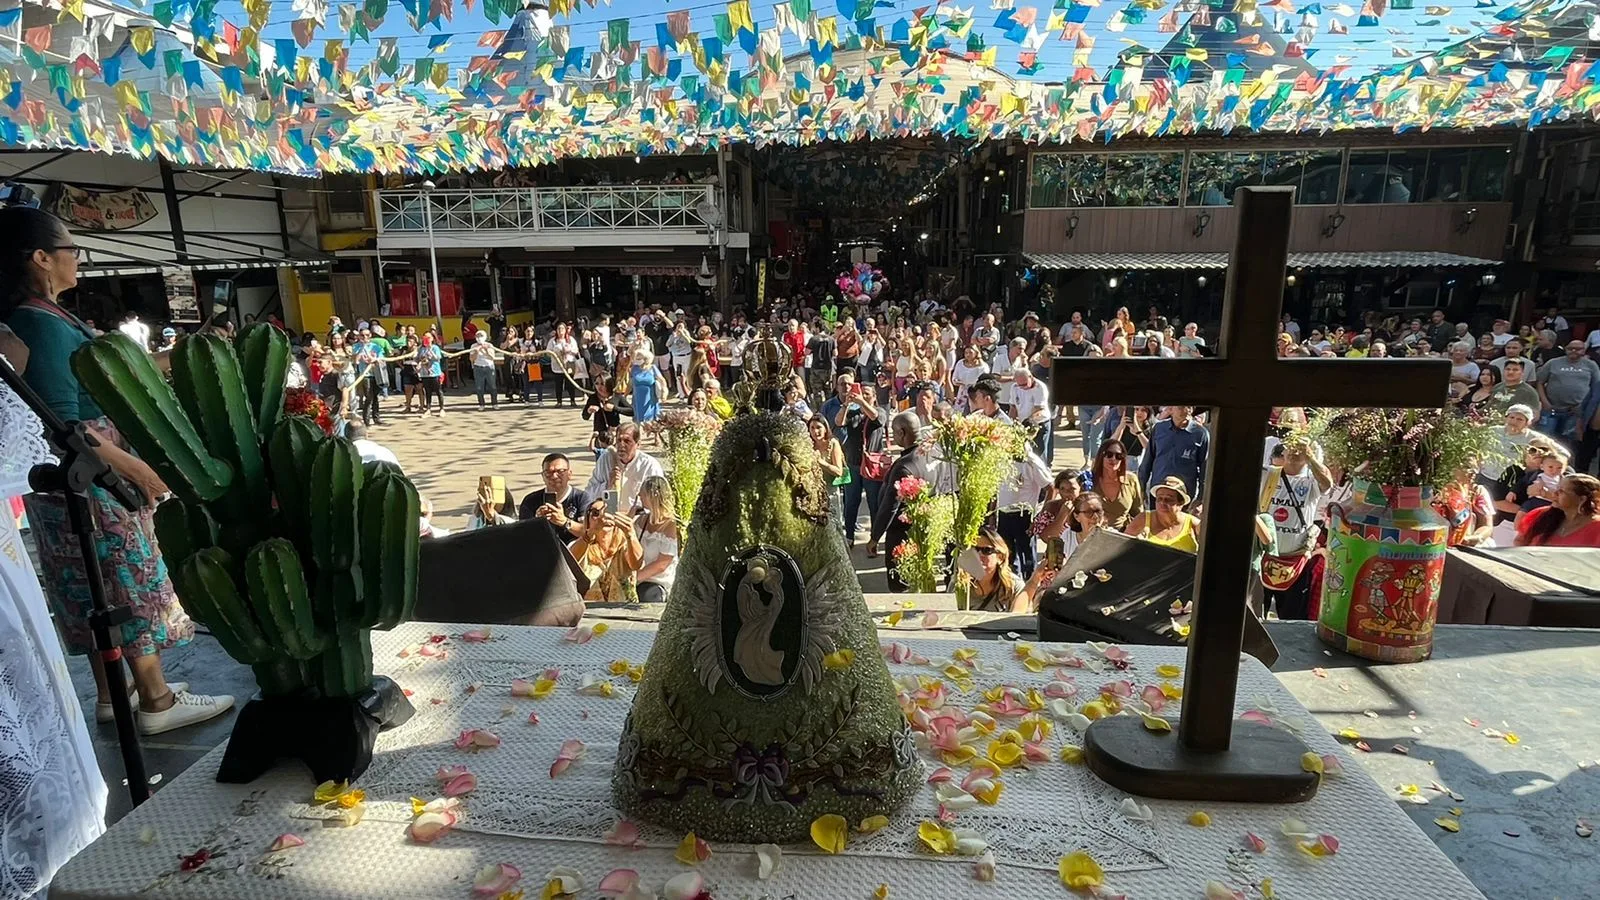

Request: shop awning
left=1024, top=251, right=1503, bottom=271
left=74, top=231, right=333, bottom=280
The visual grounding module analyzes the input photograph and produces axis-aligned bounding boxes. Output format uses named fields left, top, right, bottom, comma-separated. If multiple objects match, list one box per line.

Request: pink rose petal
left=927, top=766, right=954, bottom=784
left=1044, top=681, right=1079, bottom=699
left=461, top=628, right=492, bottom=643
left=472, top=862, right=521, bottom=895
left=922, top=611, right=941, bottom=627
left=604, top=820, right=642, bottom=848
left=527, top=712, right=541, bottom=725
left=1238, top=710, right=1274, bottom=727
left=435, top=764, right=469, bottom=782
left=550, top=739, right=587, bottom=777
left=1140, top=684, right=1167, bottom=714
left=510, top=678, right=536, bottom=697
left=1243, top=832, right=1267, bottom=853
left=599, top=869, right=643, bottom=897
left=662, top=872, right=705, bottom=900
left=268, top=833, right=305, bottom=852
left=442, top=772, right=478, bottom=797
left=1023, top=742, right=1050, bottom=762
left=408, top=810, right=458, bottom=843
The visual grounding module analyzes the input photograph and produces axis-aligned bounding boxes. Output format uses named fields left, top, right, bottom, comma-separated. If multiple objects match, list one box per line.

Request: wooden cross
left=1048, top=186, right=1450, bottom=802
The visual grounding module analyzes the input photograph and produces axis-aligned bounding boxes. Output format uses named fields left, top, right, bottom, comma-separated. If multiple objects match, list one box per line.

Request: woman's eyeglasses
left=48, top=245, right=82, bottom=261
left=1103, top=451, right=1125, bottom=460
left=974, top=546, right=1000, bottom=557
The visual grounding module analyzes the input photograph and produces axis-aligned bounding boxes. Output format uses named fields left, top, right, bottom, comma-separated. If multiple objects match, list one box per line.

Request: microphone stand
left=0, top=354, right=150, bottom=808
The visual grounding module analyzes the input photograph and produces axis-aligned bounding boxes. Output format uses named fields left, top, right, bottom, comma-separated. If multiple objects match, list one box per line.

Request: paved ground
left=63, top=385, right=1090, bottom=824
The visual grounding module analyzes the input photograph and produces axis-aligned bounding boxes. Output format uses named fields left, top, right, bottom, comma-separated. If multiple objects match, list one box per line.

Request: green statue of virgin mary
left=612, top=332, right=921, bottom=842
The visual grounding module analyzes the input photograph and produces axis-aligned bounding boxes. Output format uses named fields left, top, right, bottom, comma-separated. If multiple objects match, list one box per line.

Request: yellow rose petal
left=886, top=611, right=904, bottom=626
left=810, top=814, right=848, bottom=854
left=1187, top=811, right=1212, bottom=827
left=1504, top=732, right=1520, bottom=745
left=626, top=665, right=645, bottom=683
left=1301, top=752, right=1325, bottom=774
left=823, top=650, right=856, bottom=670
left=531, top=677, right=557, bottom=699
left=1159, top=682, right=1184, bottom=699
left=856, top=815, right=889, bottom=834
left=1080, top=700, right=1110, bottom=721
left=313, top=780, right=346, bottom=804
left=1434, top=816, right=1461, bottom=833
left=1338, top=727, right=1361, bottom=740
left=874, top=884, right=889, bottom=900
left=591, top=623, right=609, bottom=636
left=939, top=745, right=978, bottom=765
left=1018, top=713, right=1053, bottom=742
left=608, top=659, right=631, bottom=676
left=987, top=740, right=1024, bottom=768
left=953, top=648, right=977, bottom=663
left=1398, top=784, right=1420, bottom=796
left=674, top=832, right=704, bottom=866
left=1139, top=712, right=1172, bottom=733
left=1023, top=657, right=1045, bottom=673
left=1060, top=745, right=1086, bottom=764
left=1058, top=850, right=1105, bottom=892
left=917, top=820, right=954, bottom=855
left=336, top=788, right=366, bottom=808
left=1155, top=664, right=1182, bottom=678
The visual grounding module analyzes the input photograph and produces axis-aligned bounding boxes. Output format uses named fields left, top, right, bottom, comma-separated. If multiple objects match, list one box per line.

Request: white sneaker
left=96, top=682, right=188, bottom=724
left=136, top=690, right=235, bottom=736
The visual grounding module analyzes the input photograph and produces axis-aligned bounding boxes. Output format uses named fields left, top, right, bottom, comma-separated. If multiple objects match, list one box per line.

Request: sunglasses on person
left=1154, top=493, right=1183, bottom=506
left=1103, top=451, right=1125, bottom=460
left=586, top=506, right=607, bottom=518
left=974, top=545, right=1001, bottom=557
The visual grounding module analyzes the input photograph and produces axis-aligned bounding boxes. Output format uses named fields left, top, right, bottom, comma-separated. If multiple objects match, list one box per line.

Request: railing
left=375, top=185, right=717, bottom=235
left=1572, top=200, right=1600, bottom=236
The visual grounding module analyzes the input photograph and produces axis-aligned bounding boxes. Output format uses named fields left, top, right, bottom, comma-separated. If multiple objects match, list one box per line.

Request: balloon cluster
left=836, top=263, right=888, bottom=302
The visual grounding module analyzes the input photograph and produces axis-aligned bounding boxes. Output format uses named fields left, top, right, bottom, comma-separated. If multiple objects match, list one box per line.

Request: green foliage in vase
left=71, top=327, right=420, bottom=699
left=1304, top=407, right=1512, bottom=491
left=653, top=408, right=723, bottom=527
left=935, top=414, right=1031, bottom=549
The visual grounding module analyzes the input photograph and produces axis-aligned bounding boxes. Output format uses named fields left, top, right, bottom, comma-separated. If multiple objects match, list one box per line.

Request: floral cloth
left=22, top=418, right=194, bottom=657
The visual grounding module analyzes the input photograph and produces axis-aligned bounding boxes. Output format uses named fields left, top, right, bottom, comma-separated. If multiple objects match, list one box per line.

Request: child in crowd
left=1515, top=450, right=1568, bottom=523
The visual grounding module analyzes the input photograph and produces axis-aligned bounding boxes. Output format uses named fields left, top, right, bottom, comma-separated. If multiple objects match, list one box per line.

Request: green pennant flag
left=20, top=47, right=46, bottom=70
left=413, top=58, right=433, bottom=83
left=608, top=18, right=630, bottom=50
left=47, top=65, right=69, bottom=95
left=365, top=0, right=387, bottom=19
left=349, top=16, right=370, bottom=42
left=154, top=1, right=176, bottom=26
left=1215, top=16, right=1236, bottom=32
left=164, top=48, right=184, bottom=78
left=714, top=13, right=732, bottom=43
left=791, top=0, right=811, bottom=19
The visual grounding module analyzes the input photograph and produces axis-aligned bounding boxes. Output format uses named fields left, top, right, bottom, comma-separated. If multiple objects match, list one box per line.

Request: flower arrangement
left=934, top=414, right=1031, bottom=549
left=653, top=408, right=724, bottom=526
left=892, top=475, right=956, bottom=593
left=1304, top=407, right=1508, bottom=490
left=283, top=387, right=334, bottom=434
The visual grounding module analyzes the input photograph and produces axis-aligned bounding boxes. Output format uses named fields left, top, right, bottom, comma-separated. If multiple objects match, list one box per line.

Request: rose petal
left=408, top=809, right=459, bottom=843
left=138, top=825, right=158, bottom=845
left=442, top=772, right=479, bottom=797
left=674, top=832, right=711, bottom=865
left=1059, top=850, right=1105, bottom=892
left=472, top=862, right=522, bottom=896
left=1188, top=811, right=1212, bottom=827
left=598, top=869, right=642, bottom=897
left=577, top=674, right=616, bottom=698
left=810, top=814, right=848, bottom=854
left=1119, top=798, right=1153, bottom=826
left=1244, top=832, right=1267, bottom=853
left=662, top=872, right=705, bottom=900
left=435, top=764, right=469, bottom=782
left=604, top=819, right=641, bottom=848
left=549, top=757, right=576, bottom=778
left=974, top=849, right=996, bottom=881
left=823, top=649, right=856, bottom=670
left=926, top=766, right=954, bottom=785
left=922, top=610, right=941, bottom=627
left=461, top=628, right=492, bottom=643
left=268, top=833, right=305, bottom=852
left=550, top=739, right=586, bottom=777
left=541, top=866, right=582, bottom=896
left=1301, top=752, right=1325, bottom=775
left=1205, top=881, right=1246, bottom=900
left=755, top=843, right=782, bottom=879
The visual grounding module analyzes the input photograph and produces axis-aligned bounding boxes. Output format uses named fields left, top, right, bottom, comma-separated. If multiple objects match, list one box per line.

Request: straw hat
left=1152, top=476, right=1192, bottom=507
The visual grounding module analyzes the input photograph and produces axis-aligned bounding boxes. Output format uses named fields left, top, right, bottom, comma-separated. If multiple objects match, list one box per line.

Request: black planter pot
left=215, top=676, right=415, bottom=784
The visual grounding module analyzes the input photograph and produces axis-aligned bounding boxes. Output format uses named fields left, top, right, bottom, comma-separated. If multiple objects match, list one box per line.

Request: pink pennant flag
left=479, top=31, right=505, bottom=47
left=1158, top=9, right=1178, bottom=31
left=291, top=18, right=316, bottom=49
left=23, top=26, right=51, bottom=53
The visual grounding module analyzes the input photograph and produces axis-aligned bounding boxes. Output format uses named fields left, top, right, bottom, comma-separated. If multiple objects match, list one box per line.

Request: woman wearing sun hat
left=1124, top=476, right=1201, bottom=553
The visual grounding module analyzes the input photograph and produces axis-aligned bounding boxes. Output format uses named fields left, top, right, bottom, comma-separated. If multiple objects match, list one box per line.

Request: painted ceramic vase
left=1317, top=478, right=1448, bottom=663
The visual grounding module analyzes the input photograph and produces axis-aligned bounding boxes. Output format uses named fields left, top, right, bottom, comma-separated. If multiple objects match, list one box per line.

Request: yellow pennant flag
left=728, top=0, right=754, bottom=33
left=1185, top=47, right=1208, bottom=61
left=115, top=81, right=139, bottom=108
left=58, top=0, right=85, bottom=23
left=131, top=27, right=155, bottom=56
left=817, top=16, right=837, bottom=46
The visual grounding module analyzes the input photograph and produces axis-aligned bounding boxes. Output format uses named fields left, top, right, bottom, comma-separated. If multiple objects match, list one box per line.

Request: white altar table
left=49, top=621, right=1484, bottom=900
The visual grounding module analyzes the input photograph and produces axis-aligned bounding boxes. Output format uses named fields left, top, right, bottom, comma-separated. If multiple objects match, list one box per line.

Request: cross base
left=1082, top=716, right=1321, bottom=803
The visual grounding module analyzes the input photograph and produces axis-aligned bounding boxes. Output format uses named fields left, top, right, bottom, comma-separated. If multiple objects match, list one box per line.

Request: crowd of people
left=289, top=290, right=1600, bottom=615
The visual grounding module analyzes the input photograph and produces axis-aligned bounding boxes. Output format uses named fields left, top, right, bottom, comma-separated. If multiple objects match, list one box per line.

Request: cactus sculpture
left=71, top=327, right=420, bottom=752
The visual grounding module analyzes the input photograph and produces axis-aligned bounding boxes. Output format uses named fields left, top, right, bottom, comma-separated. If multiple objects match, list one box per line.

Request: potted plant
left=72, top=326, right=418, bottom=783
left=1304, top=408, right=1506, bottom=662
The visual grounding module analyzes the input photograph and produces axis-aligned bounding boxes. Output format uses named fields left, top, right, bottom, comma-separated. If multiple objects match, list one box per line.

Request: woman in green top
left=2, top=207, right=233, bottom=736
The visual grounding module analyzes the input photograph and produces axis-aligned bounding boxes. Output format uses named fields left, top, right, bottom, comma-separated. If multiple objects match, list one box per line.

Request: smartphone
left=605, top=490, right=619, bottom=514
left=850, top=383, right=862, bottom=396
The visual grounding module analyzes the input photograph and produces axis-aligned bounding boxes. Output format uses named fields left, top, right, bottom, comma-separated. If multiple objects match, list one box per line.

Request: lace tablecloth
left=49, top=622, right=1486, bottom=899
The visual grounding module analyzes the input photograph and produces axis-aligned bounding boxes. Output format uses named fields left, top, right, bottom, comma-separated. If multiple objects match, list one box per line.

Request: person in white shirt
left=418, top=496, right=452, bottom=539
left=951, top=344, right=990, bottom=412
left=1009, top=365, right=1053, bottom=462
left=546, top=322, right=581, bottom=408
left=345, top=422, right=401, bottom=471
left=117, top=313, right=151, bottom=351
left=584, top=423, right=665, bottom=514
left=1489, top=319, right=1514, bottom=347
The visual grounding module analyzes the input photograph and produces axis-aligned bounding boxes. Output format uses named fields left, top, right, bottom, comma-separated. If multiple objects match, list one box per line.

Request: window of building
left=1028, top=153, right=1180, bottom=207
left=1186, top=152, right=1263, bottom=206
left=1261, top=149, right=1344, bottom=204
left=324, top=174, right=368, bottom=216
left=1423, top=146, right=1510, bottom=202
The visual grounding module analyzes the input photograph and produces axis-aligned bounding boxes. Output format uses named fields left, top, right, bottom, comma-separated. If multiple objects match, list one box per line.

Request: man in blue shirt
left=819, top=371, right=859, bottom=442
left=1138, top=406, right=1210, bottom=508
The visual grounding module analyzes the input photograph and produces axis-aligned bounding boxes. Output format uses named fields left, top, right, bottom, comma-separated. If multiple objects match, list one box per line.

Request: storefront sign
left=48, top=183, right=158, bottom=231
